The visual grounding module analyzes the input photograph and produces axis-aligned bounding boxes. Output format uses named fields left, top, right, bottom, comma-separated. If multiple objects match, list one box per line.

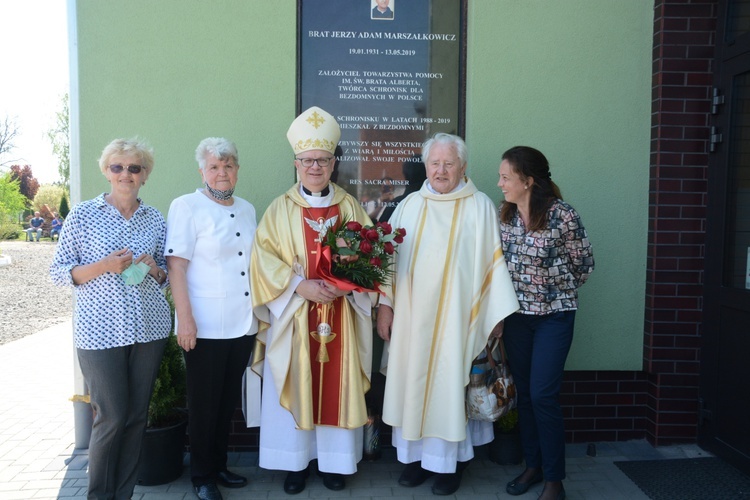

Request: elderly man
left=26, top=211, right=44, bottom=241
left=250, top=107, right=373, bottom=494
left=377, top=133, right=519, bottom=495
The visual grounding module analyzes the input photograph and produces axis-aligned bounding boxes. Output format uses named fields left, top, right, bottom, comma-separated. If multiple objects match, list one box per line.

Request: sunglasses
left=109, top=164, right=143, bottom=174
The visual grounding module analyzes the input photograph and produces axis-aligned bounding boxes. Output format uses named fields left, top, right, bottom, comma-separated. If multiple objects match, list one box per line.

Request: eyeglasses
left=109, top=164, right=143, bottom=174
left=428, top=160, right=459, bottom=169
left=296, top=157, right=333, bottom=168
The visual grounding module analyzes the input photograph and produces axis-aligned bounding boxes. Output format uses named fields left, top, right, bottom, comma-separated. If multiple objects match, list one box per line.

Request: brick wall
left=645, top=0, right=715, bottom=445
left=561, top=371, right=649, bottom=443
left=229, top=409, right=258, bottom=451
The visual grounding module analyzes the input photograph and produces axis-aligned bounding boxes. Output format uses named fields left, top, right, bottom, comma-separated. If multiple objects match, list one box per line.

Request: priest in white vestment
left=249, top=107, right=374, bottom=494
left=377, top=133, right=519, bottom=495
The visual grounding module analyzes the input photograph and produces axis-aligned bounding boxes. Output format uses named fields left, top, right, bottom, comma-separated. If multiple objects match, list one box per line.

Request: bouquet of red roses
left=316, top=219, right=406, bottom=295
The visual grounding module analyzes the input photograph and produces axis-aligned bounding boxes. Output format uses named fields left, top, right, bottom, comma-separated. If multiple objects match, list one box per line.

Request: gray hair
left=195, top=137, right=239, bottom=170
left=421, top=133, right=467, bottom=168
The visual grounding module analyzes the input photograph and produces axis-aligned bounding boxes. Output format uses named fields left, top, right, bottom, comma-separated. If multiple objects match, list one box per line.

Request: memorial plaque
left=299, top=0, right=465, bottom=219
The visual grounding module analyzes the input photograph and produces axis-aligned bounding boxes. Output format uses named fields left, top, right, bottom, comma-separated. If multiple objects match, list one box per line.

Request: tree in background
left=48, top=94, right=70, bottom=190
left=33, top=184, right=68, bottom=215
left=0, top=115, right=20, bottom=166
left=59, top=194, right=70, bottom=218
left=9, top=165, right=39, bottom=204
left=0, top=174, right=26, bottom=239
left=0, top=174, right=26, bottom=217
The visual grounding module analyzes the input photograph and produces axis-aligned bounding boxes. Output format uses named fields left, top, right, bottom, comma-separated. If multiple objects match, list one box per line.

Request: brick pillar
left=646, top=0, right=717, bottom=445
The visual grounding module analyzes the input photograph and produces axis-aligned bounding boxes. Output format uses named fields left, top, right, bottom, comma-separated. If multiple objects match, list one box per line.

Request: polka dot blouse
left=49, top=194, right=171, bottom=349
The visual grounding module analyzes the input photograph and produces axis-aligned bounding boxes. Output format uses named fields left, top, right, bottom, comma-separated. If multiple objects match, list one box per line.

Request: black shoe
left=316, top=470, right=346, bottom=491
left=550, top=487, right=566, bottom=500
left=217, top=469, right=247, bottom=488
left=283, top=469, right=309, bottom=494
left=506, top=469, right=543, bottom=496
left=398, top=462, right=435, bottom=487
left=193, top=482, right=223, bottom=500
left=538, top=482, right=566, bottom=500
left=431, top=471, right=463, bottom=495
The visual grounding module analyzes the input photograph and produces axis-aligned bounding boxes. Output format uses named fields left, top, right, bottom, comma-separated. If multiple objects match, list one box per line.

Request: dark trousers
left=184, top=335, right=255, bottom=486
left=502, top=311, right=576, bottom=482
left=77, top=339, right=166, bottom=500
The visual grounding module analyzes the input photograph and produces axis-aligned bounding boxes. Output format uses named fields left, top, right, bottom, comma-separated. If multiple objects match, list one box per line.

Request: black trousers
left=184, top=335, right=255, bottom=485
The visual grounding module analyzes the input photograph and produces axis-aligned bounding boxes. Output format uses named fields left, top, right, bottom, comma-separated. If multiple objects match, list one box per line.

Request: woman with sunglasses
left=50, top=137, right=171, bottom=499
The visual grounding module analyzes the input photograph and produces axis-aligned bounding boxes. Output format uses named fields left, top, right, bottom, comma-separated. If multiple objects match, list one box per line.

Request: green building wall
left=72, top=0, right=653, bottom=370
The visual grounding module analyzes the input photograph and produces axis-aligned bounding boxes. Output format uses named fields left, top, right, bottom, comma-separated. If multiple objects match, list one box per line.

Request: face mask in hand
left=121, top=262, right=151, bottom=285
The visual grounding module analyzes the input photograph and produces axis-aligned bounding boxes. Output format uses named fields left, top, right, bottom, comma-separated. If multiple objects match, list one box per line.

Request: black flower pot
left=136, top=417, right=188, bottom=485
left=490, top=429, right=523, bottom=465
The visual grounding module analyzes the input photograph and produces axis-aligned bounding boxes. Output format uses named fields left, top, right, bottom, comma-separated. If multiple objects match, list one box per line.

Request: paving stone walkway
left=0, top=320, right=713, bottom=499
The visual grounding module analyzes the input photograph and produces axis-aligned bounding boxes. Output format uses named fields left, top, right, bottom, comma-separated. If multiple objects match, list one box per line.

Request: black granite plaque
left=299, top=0, right=465, bottom=219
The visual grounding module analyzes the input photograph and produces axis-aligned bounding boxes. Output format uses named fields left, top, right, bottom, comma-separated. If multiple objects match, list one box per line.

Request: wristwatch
left=156, top=269, right=165, bottom=283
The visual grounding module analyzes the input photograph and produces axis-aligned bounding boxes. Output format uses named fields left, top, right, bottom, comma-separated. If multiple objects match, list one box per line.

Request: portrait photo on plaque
left=371, top=0, right=395, bottom=20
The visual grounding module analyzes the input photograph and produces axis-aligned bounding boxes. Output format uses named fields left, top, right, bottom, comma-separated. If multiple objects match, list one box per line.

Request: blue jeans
left=503, top=311, right=576, bottom=481
left=26, top=228, right=42, bottom=241
left=77, top=339, right=167, bottom=499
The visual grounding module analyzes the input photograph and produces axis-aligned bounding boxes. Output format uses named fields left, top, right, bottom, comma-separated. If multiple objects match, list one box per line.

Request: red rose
left=359, top=240, right=373, bottom=254
left=360, top=227, right=369, bottom=239
left=365, top=228, right=379, bottom=241
left=346, top=221, right=362, bottom=232
left=369, top=256, right=382, bottom=267
left=377, top=221, right=392, bottom=234
left=398, top=228, right=407, bottom=236
left=383, top=242, right=395, bottom=254
left=393, top=234, right=404, bottom=244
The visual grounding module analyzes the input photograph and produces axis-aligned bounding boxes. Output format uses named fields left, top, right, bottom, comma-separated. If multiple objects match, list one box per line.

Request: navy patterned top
left=50, top=194, right=171, bottom=349
left=499, top=199, right=594, bottom=315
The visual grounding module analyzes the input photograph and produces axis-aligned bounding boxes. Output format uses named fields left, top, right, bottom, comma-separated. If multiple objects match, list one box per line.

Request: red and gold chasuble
left=302, top=205, right=347, bottom=426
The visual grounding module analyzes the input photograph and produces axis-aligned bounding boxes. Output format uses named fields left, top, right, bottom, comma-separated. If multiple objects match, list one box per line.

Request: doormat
left=614, top=457, right=750, bottom=499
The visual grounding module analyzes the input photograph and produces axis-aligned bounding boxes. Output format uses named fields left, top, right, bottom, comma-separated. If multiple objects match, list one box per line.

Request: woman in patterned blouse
left=50, top=138, right=171, bottom=499
left=495, top=146, right=594, bottom=500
